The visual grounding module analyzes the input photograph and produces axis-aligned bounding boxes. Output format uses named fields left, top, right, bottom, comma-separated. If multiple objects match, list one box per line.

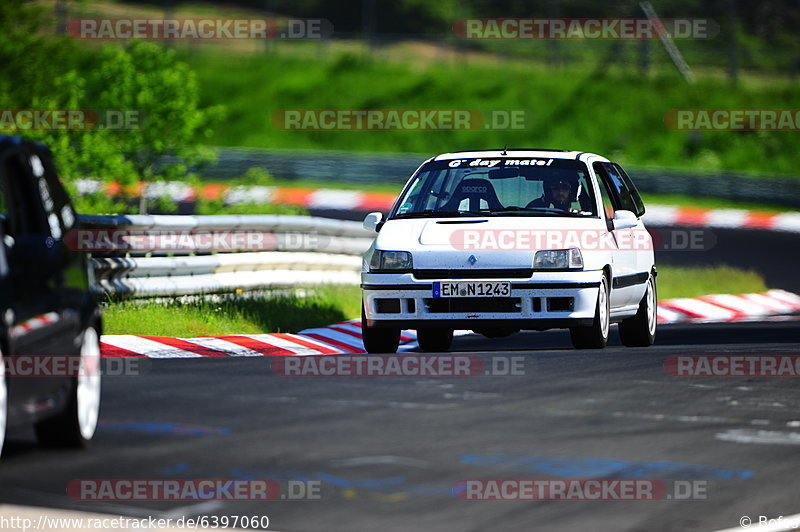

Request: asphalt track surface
left=2, top=320, right=800, bottom=531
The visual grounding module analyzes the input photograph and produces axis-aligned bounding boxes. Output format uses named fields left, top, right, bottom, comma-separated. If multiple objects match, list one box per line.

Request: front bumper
left=362, top=270, right=603, bottom=330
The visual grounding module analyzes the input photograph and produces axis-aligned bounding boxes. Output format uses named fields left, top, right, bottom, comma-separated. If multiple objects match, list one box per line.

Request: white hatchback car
left=361, top=149, right=657, bottom=353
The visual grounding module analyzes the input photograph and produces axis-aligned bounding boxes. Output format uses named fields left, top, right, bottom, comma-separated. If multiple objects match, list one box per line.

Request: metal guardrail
left=78, top=213, right=374, bottom=236
left=79, top=214, right=373, bottom=298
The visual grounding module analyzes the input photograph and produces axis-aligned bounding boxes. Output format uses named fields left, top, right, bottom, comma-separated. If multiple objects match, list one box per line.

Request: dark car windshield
left=392, top=157, right=598, bottom=219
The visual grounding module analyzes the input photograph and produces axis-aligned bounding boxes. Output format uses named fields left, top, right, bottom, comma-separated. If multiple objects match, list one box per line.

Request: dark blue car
left=0, top=136, right=102, bottom=457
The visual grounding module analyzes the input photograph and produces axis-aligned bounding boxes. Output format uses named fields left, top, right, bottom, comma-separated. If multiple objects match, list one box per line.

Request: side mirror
left=363, top=212, right=383, bottom=232
left=612, top=210, right=638, bottom=230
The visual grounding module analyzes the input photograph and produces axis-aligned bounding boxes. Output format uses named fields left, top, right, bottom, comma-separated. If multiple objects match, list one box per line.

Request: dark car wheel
left=35, top=327, right=102, bottom=447
left=361, top=306, right=400, bottom=354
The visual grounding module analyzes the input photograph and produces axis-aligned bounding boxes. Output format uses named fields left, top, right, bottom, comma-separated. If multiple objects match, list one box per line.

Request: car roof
left=0, top=135, right=50, bottom=152
left=432, top=149, right=609, bottom=163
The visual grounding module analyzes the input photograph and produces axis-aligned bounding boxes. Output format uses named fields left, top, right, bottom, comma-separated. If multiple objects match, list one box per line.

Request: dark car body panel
left=0, top=136, right=99, bottom=429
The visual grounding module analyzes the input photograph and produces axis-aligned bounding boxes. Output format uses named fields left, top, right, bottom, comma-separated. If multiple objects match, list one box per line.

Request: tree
left=82, top=42, right=223, bottom=213
left=0, top=1, right=222, bottom=214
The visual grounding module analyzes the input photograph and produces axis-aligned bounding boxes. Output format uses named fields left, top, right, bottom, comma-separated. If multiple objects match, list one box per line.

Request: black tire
left=361, top=306, right=400, bottom=354
left=570, top=275, right=610, bottom=349
left=35, top=327, right=102, bottom=448
left=619, top=273, right=657, bottom=347
left=417, top=328, right=454, bottom=352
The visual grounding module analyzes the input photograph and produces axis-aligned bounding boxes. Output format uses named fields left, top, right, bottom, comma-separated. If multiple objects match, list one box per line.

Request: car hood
left=375, top=216, right=608, bottom=269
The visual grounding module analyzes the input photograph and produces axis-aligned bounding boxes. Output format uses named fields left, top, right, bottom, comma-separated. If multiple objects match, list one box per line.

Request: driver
left=527, top=177, right=575, bottom=211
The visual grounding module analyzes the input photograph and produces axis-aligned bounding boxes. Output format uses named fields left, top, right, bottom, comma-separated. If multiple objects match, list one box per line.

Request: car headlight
left=533, top=248, right=583, bottom=270
left=370, top=250, right=413, bottom=272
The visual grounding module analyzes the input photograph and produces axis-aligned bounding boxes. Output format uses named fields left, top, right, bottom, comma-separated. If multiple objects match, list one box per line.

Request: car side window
left=610, top=163, right=646, bottom=217
left=600, top=162, right=645, bottom=217
left=592, top=163, right=616, bottom=224
left=1, top=151, right=50, bottom=238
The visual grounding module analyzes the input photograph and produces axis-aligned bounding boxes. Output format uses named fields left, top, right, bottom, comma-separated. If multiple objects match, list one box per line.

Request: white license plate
left=432, top=281, right=511, bottom=298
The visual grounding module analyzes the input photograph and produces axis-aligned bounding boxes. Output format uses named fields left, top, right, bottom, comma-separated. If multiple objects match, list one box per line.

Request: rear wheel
left=417, top=328, right=454, bottom=352
left=361, top=306, right=400, bottom=354
left=35, top=327, right=102, bottom=447
left=570, top=275, right=610, bottom=349
left=619, top=273, right=657, bottom=347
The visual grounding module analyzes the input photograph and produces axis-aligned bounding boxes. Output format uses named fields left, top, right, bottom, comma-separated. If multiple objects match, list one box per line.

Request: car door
left=592, top=162, right=639, bottom=308
left=593, top=162, right=651, bottom=308
left=0, top=142, right=77, bottom=415
left=607, top=163, right=651, bottom=278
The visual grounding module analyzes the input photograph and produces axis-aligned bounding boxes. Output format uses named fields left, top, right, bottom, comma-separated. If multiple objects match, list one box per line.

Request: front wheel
left=417, top=328, right=454, bottom=352
left=35, top=326, right=102, bottom=447
left=361, top=306, right=400, bottom=354
left=619, top=273, right=657, bottom=347
left=570, top=275, right=610, bottom=349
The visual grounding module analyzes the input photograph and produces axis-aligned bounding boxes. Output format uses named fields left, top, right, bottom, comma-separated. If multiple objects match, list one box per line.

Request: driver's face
left=550, top=183, right=570, bottom=204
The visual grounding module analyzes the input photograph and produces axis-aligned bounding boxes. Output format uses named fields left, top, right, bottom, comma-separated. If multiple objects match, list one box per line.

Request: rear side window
left=593, top=162, right=646, bottom=217
left=0, top=151, right=50, bottom=237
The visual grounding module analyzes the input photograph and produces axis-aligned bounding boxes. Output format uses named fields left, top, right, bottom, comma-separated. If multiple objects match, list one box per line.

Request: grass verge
left=180, top=49, right=800, bottom=176
left=103, top=285, right=361, bottom=337
left=104, top=266, right=768, bottom=337
left=656, top=265, right=767, bottom=299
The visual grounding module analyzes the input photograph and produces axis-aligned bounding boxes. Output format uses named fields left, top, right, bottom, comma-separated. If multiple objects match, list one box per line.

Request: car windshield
left=392, top=157, right=598, bottom=219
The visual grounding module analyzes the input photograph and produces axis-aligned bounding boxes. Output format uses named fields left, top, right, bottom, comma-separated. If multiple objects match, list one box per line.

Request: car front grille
left=424, top=297, right=522, bottom=313
left=413, top=269, right=532, bottom=280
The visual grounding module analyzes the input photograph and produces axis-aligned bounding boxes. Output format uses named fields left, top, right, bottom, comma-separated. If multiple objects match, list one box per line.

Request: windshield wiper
left=394, top=209, right=487, bottom=219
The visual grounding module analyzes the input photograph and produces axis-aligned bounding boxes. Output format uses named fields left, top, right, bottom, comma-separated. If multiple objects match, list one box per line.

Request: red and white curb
left=657, top=289, right=800, bottom=324
left=100, top=321, right=417, bottom=358
left=644, top=205, right=800, bottom=233
left=100, top=290, right=800, bottom=358
left=76, top=179, right=800, bottom=233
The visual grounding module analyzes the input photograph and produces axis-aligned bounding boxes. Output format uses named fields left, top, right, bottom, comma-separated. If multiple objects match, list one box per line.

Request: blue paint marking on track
left=98, top=420, right=232, bottom=436
left=161, top=462, right=192, bottom=474
left=460, top=454, right=753, bottom=480
left=229, top=468, right=407, bottom=490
